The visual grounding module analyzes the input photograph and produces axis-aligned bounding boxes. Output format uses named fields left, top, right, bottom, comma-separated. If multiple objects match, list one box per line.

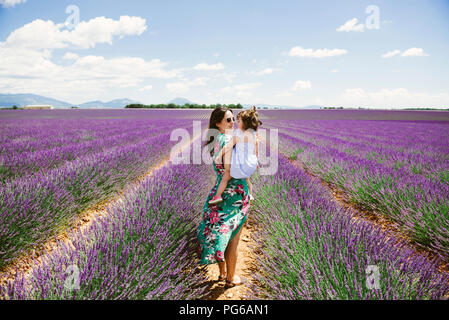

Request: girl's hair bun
left=241, top=105, right=262, bottom=131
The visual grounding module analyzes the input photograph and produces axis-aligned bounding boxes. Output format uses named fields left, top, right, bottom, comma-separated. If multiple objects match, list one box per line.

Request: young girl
left=209, top=106, right=262, bottom=205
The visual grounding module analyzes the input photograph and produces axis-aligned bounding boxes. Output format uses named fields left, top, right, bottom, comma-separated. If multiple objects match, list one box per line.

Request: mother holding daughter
left=196, top=106, right=262, bottom=289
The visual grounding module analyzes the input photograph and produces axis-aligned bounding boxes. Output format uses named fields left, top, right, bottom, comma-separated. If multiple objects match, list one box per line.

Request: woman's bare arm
left=256, top=138, right=259, bottom=157
left=215, top=136, right=238, bottom=163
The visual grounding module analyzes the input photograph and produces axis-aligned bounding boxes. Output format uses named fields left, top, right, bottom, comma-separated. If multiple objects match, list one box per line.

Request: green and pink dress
left=196, top=133, right=250, bottom=265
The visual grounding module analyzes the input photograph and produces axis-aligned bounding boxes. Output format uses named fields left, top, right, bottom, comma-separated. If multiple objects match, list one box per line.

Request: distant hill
left=0, top=93, right=141, bottom=109
left=77, top=98, right=140, bottom=109
left=1, top=93, right=327, bottom=110
left=168, top=97, right=196, bottom=105
left=0, top=93, right=73, bottom=108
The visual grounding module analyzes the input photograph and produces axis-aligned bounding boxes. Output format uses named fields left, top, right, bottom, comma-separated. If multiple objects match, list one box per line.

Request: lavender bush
left=1, top=159, right=211, bottom=299
left=0, top=114, right=198, bottom=270
left=247, top=156, right=449, bottom=299
left=263, top=117, right=449, bottom=259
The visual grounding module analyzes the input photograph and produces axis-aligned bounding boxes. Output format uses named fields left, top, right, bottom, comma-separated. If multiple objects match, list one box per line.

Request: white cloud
left=216, top=72, right=236, bottom=83
left=0, top=16, right=183, bottom=102
left=233, top=82, right=262, bottom=91
left=166, top=82, right=190, bottom=94
left=193, top=62, right=225, bottom=71
left=220, top=82, right=262, bottom=99
left=288, top=46, right=348, bottom=58
left=235, top=91, right=252, bottom=98
left=4, top=16, right=147, bottom=50
left=274, top=80, right=312, bottom=99
left=250, top=68, right=279, bottom=76
left=401, top=47, right=429, bottom=57
left=274, top=91, right=293, bottom=98
left=314, top=97, right=324, bottom=105
left=69, top=55, right=180, bottom=80
left=67, top=16, right=147, bottom=49
left=382, top=50, right=401, bottom=58
left=337, top=18, right=365, bottom=32
left=340, top=88, right=449, bottom=108
left=5, top=20, right=69, bottom=50
left=165, top=77, right=209, bottom=94
left=331, top=69, right=339, bottom=73
left=63, top=52, right=80, bottom=60
left=138, top=85, right=153, bottom=92
left=221, top=86, right=233, bottom=94
left=382, top=48, right=429, bottom=58
left=188, top=77, right=209, bottom=86
left=0, top=0, right=26, bottom=8
left=0, top=52, right=181, bottom=102
left=292, top=80, right=312, bottom=91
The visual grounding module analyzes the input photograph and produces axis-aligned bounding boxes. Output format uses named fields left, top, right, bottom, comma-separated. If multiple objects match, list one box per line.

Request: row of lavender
left=0, top=119, right=177, bottom=181
left=1, top=157, right=212, bottom=299
left=0, top=114, right=197, bottom=270
left=247, top=155, right=449, bottom=299
left=266, top=119, right=449, bottom=183
left=263, top=118, right=449, bottom=259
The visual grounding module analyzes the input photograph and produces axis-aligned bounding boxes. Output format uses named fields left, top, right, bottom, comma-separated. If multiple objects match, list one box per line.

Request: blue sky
left=0, top=0, right=448, bottom=108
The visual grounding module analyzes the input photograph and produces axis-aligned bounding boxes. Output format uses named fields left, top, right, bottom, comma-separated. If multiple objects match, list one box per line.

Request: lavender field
left=1, top=108, right=448, bottom=300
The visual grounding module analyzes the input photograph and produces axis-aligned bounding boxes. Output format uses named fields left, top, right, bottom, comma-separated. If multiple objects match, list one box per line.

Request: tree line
left=125, top=103, right=243, bottom=109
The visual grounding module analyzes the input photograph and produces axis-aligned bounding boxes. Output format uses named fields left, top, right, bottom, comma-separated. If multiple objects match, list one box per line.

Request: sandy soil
left=201, top=214, right=262, bottom=300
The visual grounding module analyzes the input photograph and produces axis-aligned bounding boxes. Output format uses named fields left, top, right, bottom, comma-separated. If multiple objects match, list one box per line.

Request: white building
left=22, top=105, right=54, bottom=109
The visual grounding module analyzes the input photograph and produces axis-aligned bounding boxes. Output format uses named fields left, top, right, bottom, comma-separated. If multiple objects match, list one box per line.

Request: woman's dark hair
left=204, top=106, right=233, bottom=156
left=240, top=106, right=262, bottom=131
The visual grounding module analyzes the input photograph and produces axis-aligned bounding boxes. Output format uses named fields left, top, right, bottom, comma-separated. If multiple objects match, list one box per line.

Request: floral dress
left=196, top=133, right=250, bottom=265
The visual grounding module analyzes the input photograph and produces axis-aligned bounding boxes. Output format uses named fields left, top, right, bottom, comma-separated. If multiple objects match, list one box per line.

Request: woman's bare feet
left=224, top=275, right=247, bottom=289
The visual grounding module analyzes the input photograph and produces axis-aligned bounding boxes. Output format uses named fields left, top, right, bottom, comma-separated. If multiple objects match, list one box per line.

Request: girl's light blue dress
left=230, top=129, right=258, bottom=179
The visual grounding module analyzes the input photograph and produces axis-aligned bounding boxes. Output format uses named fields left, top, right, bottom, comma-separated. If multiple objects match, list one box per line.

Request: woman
left=196, top=106, right=250, bottom=288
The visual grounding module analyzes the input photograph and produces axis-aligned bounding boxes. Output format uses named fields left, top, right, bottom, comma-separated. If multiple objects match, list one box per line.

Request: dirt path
left=0, top=131, right=204, bottom=288
left=202, top=214, right=261, bottom=300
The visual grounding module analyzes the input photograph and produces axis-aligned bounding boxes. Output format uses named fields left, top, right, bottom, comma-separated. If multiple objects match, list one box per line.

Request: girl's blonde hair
left=238, top=106, right=262, bottom=131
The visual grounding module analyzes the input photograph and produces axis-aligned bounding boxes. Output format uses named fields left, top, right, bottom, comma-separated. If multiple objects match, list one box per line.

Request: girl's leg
left=214, top=170, right=230, bottom=199
left=246, top=178, right=253, bottom=195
